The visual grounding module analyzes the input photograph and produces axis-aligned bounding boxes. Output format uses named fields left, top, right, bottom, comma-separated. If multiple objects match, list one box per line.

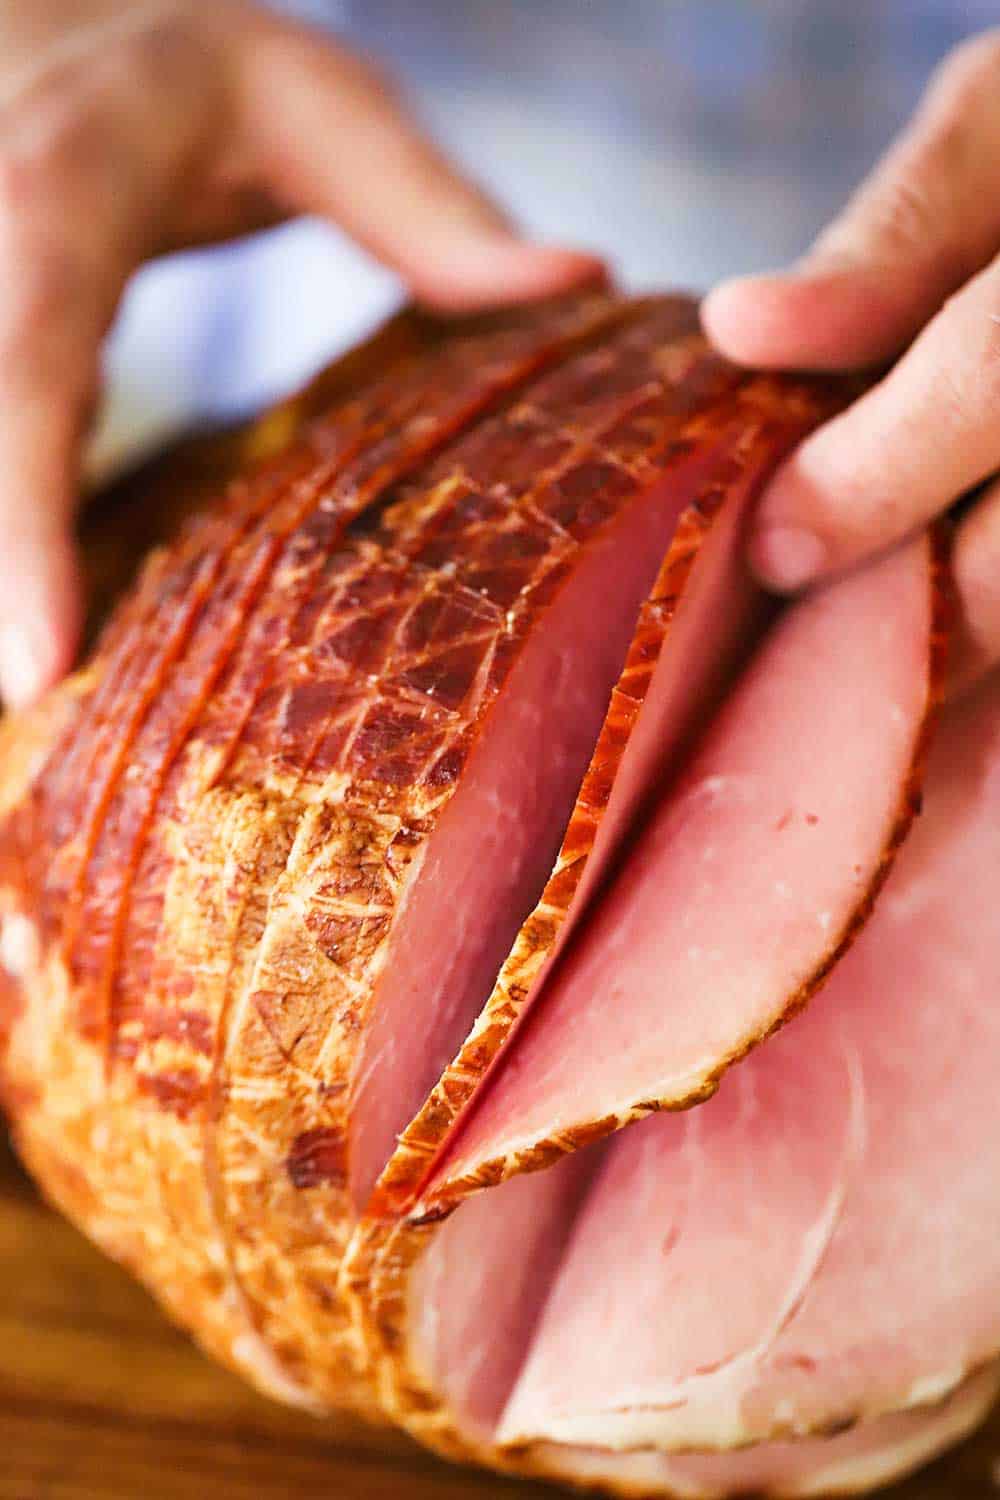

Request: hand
left=702, top=31, right=1000, bottom=690
left=0, top=0, right=601, bottom=710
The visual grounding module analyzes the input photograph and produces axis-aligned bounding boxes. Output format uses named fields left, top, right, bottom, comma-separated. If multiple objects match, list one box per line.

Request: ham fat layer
left=547, top=1363, right=1000, bottom=1499
left=0, top=292, right=990, bottom=1500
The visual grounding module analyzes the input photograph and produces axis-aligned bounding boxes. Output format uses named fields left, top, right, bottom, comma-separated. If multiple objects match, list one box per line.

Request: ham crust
left=200, top=299, right=755, bottom=1406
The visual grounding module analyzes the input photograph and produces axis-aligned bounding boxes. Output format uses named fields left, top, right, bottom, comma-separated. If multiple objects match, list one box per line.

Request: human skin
left=703, top=30, right=1000, bottom=692
left=0, top=0, right=600, bottom=707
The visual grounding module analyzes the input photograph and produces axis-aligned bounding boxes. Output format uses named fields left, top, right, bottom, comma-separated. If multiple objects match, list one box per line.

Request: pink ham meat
left=389, top=1160, right=1000, bottom=1490
left=493, top=669, right=1000, bottom=1471
left=419, top=532, right=940, bottom=1210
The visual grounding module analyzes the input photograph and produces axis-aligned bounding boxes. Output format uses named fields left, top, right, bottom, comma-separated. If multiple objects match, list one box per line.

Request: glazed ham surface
left=0, top=292, right=994, bottom=1500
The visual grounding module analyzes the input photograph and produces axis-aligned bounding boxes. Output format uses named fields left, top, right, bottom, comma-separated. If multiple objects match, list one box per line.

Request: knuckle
left=116, top=10, right=215, bottom=97
left=0, top=166, right=63, bottom=352
left=869, top=171, right=940, bottom=259
left=0, top=96, right=86, bottom=357
left=0, top=79, right=91, bottom=219
left=824, top=31, right=1000, bottom=284
left=820, top=166, right=939, bottom=271
left=310, top=31, right=403, bottom=110
left=345, top=50, right=399, bottom=104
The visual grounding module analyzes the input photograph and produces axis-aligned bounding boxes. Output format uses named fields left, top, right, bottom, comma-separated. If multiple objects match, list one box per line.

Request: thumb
left=702, top=32, right=1000, bottom=370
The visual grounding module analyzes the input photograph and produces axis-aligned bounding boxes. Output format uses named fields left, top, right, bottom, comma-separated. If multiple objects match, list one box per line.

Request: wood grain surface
left=1, top=1132, right=997, bottom=1500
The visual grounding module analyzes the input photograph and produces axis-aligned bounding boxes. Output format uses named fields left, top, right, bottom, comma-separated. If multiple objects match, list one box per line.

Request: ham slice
left=206, top=301, right=814, bottom=1403
left=421, top=532, right=940, bottom=1210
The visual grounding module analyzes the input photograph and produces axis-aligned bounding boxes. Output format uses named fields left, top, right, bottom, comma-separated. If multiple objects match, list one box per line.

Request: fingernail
left=751, top=525, right=827, bottom=592
left=0, top=623, right=50, bottom=710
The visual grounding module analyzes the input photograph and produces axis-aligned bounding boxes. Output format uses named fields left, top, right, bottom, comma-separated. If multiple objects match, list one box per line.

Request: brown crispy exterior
left=78, top=305, right=441, bottom=641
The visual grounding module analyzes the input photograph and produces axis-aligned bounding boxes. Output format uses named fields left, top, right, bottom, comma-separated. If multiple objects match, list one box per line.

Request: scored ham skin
left=26, top=290, right=625, bottom=1064
left=40, top=290, right=627, bottom=1029
left=75, top=305, right=448, bottom=644
left=0, top=293, right=856, bottom=1428
left=492, top=668, right=1000, bottom=1484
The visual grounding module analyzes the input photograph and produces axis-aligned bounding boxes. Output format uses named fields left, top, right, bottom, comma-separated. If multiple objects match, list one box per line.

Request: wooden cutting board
left=1, top=1133, right=997, bottom=1500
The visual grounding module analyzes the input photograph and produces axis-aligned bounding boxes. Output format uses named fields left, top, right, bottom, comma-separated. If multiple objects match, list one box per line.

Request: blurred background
left=91, top=0, right=998, bottom=479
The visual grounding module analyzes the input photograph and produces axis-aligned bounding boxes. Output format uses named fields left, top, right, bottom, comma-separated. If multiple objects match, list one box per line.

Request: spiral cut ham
left=0, top=291, right=992, bottom=1500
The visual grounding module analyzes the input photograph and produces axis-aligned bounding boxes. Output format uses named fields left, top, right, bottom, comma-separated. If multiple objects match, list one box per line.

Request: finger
left=0, top=211, right=97, bottom=706
left=702, top=31, right=1000, bottom=369
left=0, top=375, right=85, bottom=709
left=745, top=250, right=1000, bottom=593
left=0, top=10, right=266, bottom=707
left=0, top=100, right=152, bottom=706
left=233, top=13, right=604, bottom=311
left=950, top=476, right=1000, bottom=694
